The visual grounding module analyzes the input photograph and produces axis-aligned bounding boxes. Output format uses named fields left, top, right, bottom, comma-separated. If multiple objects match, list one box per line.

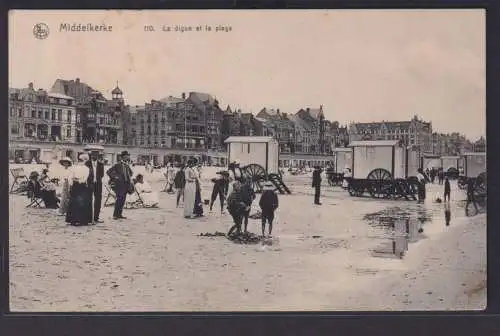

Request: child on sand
left=259, top=182, right=279, bottom=237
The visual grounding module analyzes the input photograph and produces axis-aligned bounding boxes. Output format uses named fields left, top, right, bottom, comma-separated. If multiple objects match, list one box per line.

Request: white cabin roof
left=441, top=156, right=460, bottom=159
left=349, top=140, right=400, bottom=147
left=333, top=147, right=351, bottom=152
left=224, top=136, right=275, bottom=143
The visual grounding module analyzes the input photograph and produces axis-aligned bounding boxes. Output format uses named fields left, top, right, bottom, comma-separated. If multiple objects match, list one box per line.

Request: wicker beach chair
left=10, top=167, right=28, bottom=194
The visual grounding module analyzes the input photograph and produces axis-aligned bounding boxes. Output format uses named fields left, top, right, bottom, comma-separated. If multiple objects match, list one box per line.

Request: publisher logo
left=33, top=23, right=49, bottom=40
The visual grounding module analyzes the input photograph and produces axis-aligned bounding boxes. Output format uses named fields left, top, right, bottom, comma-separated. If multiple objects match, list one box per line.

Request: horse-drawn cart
left=224, top=136, right=291, bottom=194
left=458, top=152, right=486, bottom=201
left=346, top=140, right=420, bottom=200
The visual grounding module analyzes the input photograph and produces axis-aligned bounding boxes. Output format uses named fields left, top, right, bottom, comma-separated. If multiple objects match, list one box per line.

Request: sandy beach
left=9, top=164, right=486, bottom=311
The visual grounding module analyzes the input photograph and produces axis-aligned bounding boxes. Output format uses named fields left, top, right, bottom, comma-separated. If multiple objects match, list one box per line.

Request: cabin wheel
left=241, top=163, right=267, bottom=193
left=367, top=168, right=392, bottom=180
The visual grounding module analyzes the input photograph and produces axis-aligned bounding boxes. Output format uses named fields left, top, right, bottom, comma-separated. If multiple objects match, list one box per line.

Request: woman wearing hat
left=58, top=156, right=73, bottom=216
left=65, top=153, right=93, bottom=226
left=183, top=157, right=199, bottom=218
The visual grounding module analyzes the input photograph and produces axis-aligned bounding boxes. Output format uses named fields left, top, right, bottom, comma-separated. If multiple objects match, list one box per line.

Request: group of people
left=27, top=149, right=150, bottom=226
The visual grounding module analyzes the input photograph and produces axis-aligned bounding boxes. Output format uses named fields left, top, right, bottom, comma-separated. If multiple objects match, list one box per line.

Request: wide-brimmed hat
left=29, top=171, right=39, bottom=179
left=120, top=150, right=130, bottom=157
left=187, top=157, right=198, bottom=165
left=84, top=144, right=105, bottom=152
left=79, top=153, right=89, bottom=161
left=59, top=156, right=73, bottom=166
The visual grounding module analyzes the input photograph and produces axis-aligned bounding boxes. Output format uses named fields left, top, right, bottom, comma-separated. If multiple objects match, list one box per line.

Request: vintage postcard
left=8, top=10, right=486, bottom=311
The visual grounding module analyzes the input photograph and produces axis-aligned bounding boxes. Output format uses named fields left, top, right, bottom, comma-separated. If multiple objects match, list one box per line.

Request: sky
left=9, top=10, right=485, bottom=140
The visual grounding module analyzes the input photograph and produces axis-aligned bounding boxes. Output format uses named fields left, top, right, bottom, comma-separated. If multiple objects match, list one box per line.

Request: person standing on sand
left=85, top=149, right=105, bottom=224
left=66, top=153, right=92, bottom=226
left=193, top=162, right=204, bottom=218
left=312, top=166, right=322, bottom=205
left=416, top=168, right=427, bottom=204
left=210, top=171, right=229, bottom=214
left=240, top=178, right=256, bottom=233
left=466, top=178, right=479, bottom=214
left=106, top=151, right=133, bottom=220
left=183, top=158, right=198, bottom=218
left=227, top=181, right=246, bottom=236
left=259, top=181, right=279, bottom=237
left=444, top=177, right=451, bottom=203
left=58, top=156, right=73, bottom=216
left=174, top=164, right=186, bottom=207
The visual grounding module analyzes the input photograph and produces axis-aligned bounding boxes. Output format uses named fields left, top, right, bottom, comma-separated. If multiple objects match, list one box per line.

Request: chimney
left=75, top=78, right=80, bottom=84
left=306, top=107, right=310, bottom=113
left=182, top=92, right=186, bottom=100
left=28, top=82, right=34, bottom=89
left=277, top=108, right=280, bottom=115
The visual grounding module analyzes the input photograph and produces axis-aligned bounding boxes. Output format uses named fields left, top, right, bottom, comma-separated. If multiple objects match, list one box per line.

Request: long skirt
left=183, top=181, right=196, bottom=217
left=59, top=179, right=70, bottom=214
left=41, top=189, right=59, bottom=209
left=193, top=180, right=204, bottom=216
left=66, top=182, right=92, bottom=225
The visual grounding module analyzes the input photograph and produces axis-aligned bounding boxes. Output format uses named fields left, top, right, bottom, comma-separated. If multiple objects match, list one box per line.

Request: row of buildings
left=9, top=78, right=485, bottom=162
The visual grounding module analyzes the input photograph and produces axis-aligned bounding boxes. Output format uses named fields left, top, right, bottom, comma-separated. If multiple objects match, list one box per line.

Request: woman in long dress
left=58, top=156, right=73, bottom=216
left=65, top=153, right=93, bottom=226
left=183, top=159, right=198, bottom=218
left=193, top=171, right=204, bottom=217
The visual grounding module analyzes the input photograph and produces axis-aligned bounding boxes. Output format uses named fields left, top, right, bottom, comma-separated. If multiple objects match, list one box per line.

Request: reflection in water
left=371, top=217, right=425, bottom=259
left=445, top=203, right=451, bottom=226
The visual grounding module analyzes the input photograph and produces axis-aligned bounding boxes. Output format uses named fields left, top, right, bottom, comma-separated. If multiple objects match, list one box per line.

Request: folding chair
left=26, top=181, right=44, bottom=208
left=126, top=187, right=146, bottom=209
left=10, top=168, right=28, bottom=194
left=104, top=184, right=116, bottom=207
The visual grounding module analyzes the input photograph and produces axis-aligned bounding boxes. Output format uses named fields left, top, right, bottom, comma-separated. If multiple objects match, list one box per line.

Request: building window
left=10, top=107, right=14, bottom=117
left=58, top=109, right=63, bottom=121
left=11, top=123, right=18, bottom=134
left=51, top=109, right=56, bottom=120
left=66, top=127, right=71, bottom=138
left=67, top=111, right=72, bottom=122
left=31, top=109, right=36, bottom=118
left=38, top=110, right=43, bottom=118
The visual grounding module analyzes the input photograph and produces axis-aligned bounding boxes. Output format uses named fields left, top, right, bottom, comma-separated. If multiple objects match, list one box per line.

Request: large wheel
left=367, top=168, right=392, bottom=181
left=366, top=169, right=391, bottom=198
left=241, top=164, right=267, bottom=193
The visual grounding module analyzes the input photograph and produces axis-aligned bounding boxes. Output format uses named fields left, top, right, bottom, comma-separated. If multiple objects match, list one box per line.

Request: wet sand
left=9, top=165, right=486, bottom=311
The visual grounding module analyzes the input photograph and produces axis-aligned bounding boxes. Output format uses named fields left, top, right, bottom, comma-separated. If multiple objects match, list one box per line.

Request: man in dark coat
left=312, top=166, right=322, bottom=205
left=85, top=149, right=105, bottom=223
left=106, top=151, right=133, bottom=220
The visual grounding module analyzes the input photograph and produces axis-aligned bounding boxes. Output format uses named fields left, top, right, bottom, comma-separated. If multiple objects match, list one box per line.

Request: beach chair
left=103, top=184, right=116, bottom=207
left=10, top=168, right=28, bottom=194
left=26, top=180, right=44, bottom=208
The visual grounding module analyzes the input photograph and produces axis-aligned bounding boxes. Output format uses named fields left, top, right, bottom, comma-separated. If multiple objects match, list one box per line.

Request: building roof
left=349, top=140, right=401, bottom=147
left=159, top=95, right=184, bottom=105
left=111, top=86, right=123, bottom=95
left=47, top=92, right=75, bottom=100
left=224, top=136, right=275, bottom=143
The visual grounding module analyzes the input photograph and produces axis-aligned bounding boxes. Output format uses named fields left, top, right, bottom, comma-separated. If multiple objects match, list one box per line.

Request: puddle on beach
left=363, top=206, right=432, bottom=259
